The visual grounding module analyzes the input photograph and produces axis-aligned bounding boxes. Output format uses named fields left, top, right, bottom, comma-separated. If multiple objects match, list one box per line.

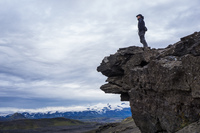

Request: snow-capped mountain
left=0, top=103, right=131, bottom=122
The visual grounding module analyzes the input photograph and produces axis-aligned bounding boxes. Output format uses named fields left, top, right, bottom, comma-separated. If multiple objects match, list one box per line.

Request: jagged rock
left=97, top=32, right=200, bottom=133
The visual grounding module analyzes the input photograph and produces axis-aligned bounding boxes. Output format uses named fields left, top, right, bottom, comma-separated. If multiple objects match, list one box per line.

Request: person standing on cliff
left=136, top=14, right=148, bottom=48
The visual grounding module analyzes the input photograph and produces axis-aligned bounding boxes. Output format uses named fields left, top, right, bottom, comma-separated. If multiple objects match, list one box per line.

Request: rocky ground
left=176, top=119, right=200, bottom=133
left=86, top=117, right=141, bottom=133
left=97, top=32, right=200, bottom=132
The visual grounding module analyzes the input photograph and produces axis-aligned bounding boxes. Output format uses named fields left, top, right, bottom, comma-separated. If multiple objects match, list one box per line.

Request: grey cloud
left=0, top=0, right=200, bottom=110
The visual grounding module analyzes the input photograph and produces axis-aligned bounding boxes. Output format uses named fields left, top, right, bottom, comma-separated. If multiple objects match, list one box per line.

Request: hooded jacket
left=138, top=16, right=146, bottom=32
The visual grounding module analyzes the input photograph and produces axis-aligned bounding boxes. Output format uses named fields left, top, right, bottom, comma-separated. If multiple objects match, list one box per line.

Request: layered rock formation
left=97, top=32, right=200, bottom=133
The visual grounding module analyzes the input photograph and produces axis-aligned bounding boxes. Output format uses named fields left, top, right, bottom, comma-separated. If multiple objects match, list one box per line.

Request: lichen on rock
left=97, top=32, right=200, bottom=133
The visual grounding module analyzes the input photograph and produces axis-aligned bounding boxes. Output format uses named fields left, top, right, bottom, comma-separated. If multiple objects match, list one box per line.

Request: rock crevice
left=97, top=32, right=200, bottom=133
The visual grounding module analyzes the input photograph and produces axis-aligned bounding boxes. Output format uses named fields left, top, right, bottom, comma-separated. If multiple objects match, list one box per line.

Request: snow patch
left=0, top=102, right=130, bottom=116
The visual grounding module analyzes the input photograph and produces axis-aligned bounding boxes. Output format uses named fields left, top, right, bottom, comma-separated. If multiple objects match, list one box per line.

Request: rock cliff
left=97, top=32, right=200, bottom=133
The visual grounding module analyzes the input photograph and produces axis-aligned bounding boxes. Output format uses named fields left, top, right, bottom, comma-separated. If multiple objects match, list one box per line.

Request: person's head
left=136, top=14, right=143, bottom=19
left=137, top=16, right=141, bottom=19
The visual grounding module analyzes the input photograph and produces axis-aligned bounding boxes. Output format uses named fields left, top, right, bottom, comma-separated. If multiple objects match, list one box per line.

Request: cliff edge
left=97, top=32, right=200, bottom=133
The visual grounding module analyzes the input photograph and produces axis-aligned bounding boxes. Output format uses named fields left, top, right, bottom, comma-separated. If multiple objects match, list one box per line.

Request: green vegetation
left=0, top=117, right=85, bottom=130
left=121, top=116, right=133, bottom=123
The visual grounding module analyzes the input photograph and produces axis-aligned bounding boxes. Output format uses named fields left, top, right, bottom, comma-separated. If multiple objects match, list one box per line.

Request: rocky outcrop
left=97, top=32, right=200, bottom=133
left=95, top=117, right=141, bottom=133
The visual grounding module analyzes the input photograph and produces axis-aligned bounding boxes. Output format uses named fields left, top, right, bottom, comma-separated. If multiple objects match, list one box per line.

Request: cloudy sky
left=0, top=0, right=200, bottom=113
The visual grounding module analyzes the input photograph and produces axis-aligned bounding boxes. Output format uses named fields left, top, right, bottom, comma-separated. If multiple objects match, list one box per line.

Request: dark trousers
left=138, top=31, right=148, bottom=47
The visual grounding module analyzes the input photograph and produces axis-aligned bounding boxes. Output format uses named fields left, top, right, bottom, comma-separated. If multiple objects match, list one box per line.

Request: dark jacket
left=138, top=17, right=146, bottom=32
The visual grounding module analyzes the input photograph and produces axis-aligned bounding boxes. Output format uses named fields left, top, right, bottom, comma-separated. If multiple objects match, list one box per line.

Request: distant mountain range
left=0, top=103, right=131, bottom=123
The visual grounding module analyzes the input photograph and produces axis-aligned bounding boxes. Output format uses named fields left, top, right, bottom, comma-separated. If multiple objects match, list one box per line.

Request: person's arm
left=138, top=19, right=145, bottom=31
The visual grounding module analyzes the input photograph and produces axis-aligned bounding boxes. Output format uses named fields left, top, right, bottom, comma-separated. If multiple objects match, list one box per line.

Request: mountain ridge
left=0, top=103, right=131, bottom=123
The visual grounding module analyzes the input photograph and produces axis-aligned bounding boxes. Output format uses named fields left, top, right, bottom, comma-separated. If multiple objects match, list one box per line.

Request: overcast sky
left=0, top=0, right=200, bottom=113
